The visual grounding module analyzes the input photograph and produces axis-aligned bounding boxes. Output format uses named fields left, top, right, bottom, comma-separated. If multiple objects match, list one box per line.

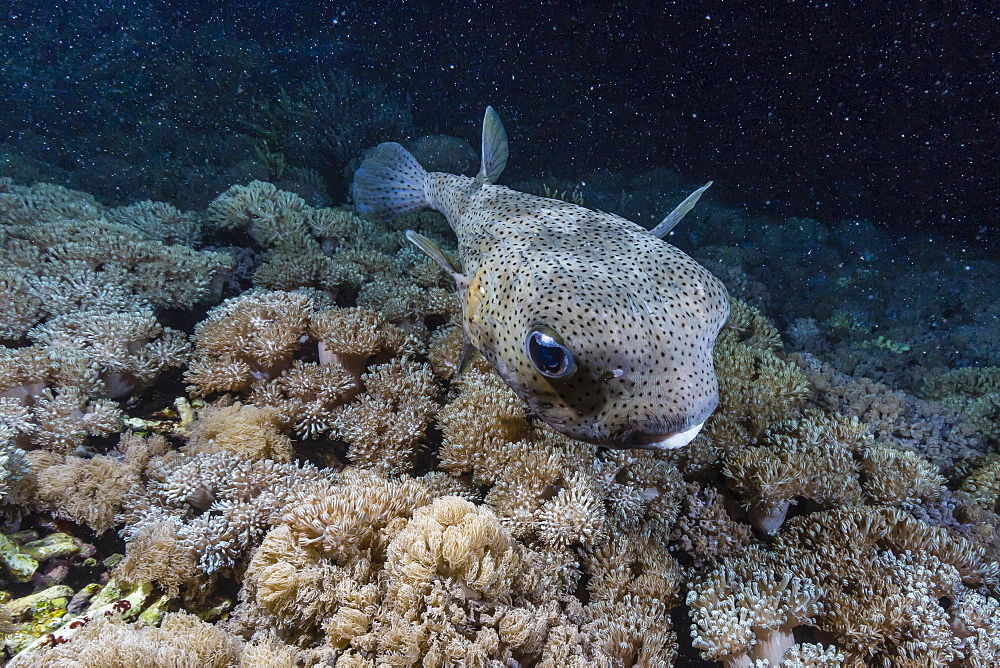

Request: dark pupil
left=533, top=337, right=564, bottom=372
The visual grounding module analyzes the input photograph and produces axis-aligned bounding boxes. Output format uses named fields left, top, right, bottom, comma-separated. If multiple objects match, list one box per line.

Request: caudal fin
left=352, top=142, right=428, bottom=221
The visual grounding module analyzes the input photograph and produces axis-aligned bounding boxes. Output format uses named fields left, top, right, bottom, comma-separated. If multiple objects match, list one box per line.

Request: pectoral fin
left=405, top=230, right=468, bottom=288
left=457, top=339, right=484, bottom=376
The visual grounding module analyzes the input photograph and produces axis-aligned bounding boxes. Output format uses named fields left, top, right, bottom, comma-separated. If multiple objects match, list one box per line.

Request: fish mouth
left=632, top=421, right=706, bottom=451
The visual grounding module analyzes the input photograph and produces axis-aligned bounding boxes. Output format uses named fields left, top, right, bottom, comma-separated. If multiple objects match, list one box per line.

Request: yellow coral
left=384, top=496, right=520, bottom=603
left=186, top=401, right=293, bottom=462
left=14, top=611, right=244, bottom=667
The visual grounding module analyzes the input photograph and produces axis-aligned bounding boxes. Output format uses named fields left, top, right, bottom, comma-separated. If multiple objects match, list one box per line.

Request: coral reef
left=2, top=181, right=998, bottom=667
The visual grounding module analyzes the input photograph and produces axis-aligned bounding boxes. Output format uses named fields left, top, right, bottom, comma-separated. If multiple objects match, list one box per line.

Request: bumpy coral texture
left=17, top=611, right=244, bottom=667
left=9, top=184, right=1000, bottom=667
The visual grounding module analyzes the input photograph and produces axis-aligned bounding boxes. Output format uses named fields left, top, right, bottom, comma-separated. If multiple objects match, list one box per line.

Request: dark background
left=3, top=0, right=996, bottom=247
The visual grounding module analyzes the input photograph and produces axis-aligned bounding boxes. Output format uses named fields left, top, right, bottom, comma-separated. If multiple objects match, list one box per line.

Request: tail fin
left=352, top=142, right=428, bottom=221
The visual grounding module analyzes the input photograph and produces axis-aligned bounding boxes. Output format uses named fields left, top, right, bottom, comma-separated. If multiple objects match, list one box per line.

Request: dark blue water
left=1, top=0, right=995, bottom=246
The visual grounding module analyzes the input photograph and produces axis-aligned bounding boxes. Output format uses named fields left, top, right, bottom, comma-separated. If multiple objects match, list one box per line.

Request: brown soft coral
left=670, top=482, right=755, bottom=568
left=437, top=368, right=687, bottom=557
left=206, top=181, right=391, bottom=298
left=383, top=496, right=520, bottom=604
left=186, top=400, right=293, bottom=462
left=32, top=431, right=168, bottom=533
left=0, top=182, right=232, bottom=339
left=309, top=306, right=420, bottom=389
left=1, top=384, right=121, bottom=455
left=687, top=545, right=822, bottom=668
left=581, top=534, right=683, bottom=664
left=28, top=308, right=190, bottom=398
left=859, top=443, right=946, bottom=509
left=722, top=411, right=866, bottom=532
left=962, top=455, right=1000, bottom=512
left=0, top=428, right=32, bottom=504
left=16, top=611, right=244, bottom=667
left=792, top=351, right=984, bottom=478
left=120, top=451, right=324, bottom=576
left=921, top=366, right=1000, bottom=440
left=186, top=293, right=423, bottom=441
left=768, top=506, right=999, bottom=665
left=234, top=470, right=435, bottom=644
left=331, top=358, right=439, bottom=474
left=279, top=469, right=434, bottom=563
left=185, top=289, right=315, bottom=395
left=366, top=496, right=525, bottom=662
left=682, top=298, right=811, bottom=474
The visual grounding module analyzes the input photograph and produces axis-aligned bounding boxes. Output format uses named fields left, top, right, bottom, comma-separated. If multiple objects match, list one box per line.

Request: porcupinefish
left=353, top=107, right=730, bottom=450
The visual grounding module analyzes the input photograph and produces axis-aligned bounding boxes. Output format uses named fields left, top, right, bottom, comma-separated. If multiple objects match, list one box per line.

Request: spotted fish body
left=354, top=108, right=730, bottom=449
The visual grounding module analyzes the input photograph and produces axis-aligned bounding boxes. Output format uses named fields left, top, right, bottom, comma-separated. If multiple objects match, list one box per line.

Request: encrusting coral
left=4, top=181, right=1000, bottom=666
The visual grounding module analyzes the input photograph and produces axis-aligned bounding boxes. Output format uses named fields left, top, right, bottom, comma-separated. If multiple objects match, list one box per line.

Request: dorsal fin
left=477, top=106, right=509, bottom=185
left=649, top=182, right=713, bottom=239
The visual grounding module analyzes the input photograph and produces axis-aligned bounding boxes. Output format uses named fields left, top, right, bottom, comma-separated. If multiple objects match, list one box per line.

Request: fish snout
left=632, top=422, right=707, bottom=450
left=623, top=387, right=719, bottom=451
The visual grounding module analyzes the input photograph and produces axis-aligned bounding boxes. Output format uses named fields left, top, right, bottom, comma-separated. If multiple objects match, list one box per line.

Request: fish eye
left=525, top=326, right=576, bottom=378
